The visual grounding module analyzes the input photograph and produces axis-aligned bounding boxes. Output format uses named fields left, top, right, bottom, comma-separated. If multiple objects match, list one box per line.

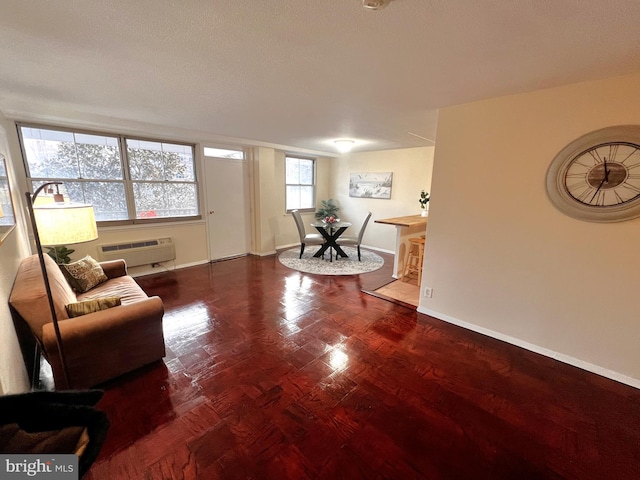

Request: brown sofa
left=9, top=254, right=165, bottom=389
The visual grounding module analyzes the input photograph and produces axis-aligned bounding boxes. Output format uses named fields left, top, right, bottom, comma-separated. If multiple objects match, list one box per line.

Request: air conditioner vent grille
left=97, top=238, right=175, bottom=267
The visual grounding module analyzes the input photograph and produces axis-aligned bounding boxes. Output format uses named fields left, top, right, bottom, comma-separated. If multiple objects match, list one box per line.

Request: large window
left=285, top=156, right=315, bottom=212
left=19, top=125, right=199, bottom=223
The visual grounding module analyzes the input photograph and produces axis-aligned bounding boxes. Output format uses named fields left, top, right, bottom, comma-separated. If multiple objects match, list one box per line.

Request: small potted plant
left=46, top=245, right=75, bottom=264
left=315, top=198, right=340, bottom=221
left=419, top=190, right=430, bottom=216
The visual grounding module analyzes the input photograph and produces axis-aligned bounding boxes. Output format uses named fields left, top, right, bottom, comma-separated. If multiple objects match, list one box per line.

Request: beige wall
left=421, top=72, right=640, bottom=387
left=70, top=221, right=209, bottom=277
left=330, top=147, right=434, bottom=252
left=268, top=150, right=332, bottom=251
left=0, top=115, right=32, bottom=394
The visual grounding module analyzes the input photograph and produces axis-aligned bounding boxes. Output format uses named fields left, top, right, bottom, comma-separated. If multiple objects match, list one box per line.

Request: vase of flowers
left=419, top=190, right=430, bottom=216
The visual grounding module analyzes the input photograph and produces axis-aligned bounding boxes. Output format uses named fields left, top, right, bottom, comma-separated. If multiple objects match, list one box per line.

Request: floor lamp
left=25, top=182, right=98, bottom=389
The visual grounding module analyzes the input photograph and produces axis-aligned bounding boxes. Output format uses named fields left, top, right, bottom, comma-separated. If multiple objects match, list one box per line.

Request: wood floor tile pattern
left=84, top=253, right=640, bottom=479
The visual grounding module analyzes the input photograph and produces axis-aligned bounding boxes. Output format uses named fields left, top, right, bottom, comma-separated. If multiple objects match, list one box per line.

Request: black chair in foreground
left=336, top=211, right=372, bottom=261
left=0, top=390, right=109, bottom=478
left=291, top=209, right=325, bottom=258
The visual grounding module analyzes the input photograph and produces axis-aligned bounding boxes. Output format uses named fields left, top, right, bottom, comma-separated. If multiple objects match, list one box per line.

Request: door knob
left=209, top=211, right=215, bottom=214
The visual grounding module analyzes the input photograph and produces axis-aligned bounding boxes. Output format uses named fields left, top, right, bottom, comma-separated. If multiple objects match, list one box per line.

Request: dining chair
left=336, top=211, right=372, bottom=261
left=291, top=209, right=325, bottom=258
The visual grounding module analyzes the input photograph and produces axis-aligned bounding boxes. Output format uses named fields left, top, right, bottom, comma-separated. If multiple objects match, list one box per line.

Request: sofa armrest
left=41, top=296, right=165, bottom=388
left=99, top=260, right=127, bottom=279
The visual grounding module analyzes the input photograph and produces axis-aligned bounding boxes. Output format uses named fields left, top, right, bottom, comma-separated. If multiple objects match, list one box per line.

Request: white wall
left=330, top=147, right=434, bottom=252
left=0, top=115, right=32, bottom=394
left=421, top=72, right=640, bottom=387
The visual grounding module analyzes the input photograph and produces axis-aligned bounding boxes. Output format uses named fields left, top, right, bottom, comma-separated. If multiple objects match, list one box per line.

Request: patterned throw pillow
left=65, top=297, right=121, bottom=318
left=60, top=256, right=108, bottom=293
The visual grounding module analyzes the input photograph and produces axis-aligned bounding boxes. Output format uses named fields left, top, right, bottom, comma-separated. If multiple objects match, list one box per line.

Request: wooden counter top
left=375, top=214, right=427, bottom=227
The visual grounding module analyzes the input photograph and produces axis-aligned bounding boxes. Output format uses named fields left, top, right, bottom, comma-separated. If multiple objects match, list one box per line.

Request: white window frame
left=18, top=123, right=201, bottom=226
left=285, top=155, right=316, bottom=213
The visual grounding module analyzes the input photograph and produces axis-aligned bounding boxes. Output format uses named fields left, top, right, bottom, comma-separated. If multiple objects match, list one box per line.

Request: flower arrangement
left=315, top=198, right=340, bottom=221
left=419, top=190, right=430, bottom=210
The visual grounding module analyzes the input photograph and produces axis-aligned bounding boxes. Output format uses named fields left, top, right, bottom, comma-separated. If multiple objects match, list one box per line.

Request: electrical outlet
left=424, top=286, right=433, bottom=298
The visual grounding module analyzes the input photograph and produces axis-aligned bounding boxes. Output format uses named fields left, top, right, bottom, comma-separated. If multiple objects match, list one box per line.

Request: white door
left=204, top=156, right=250, bottom=260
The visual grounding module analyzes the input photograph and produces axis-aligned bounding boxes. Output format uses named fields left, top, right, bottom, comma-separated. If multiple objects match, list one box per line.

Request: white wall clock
left=546, top=125, right=640, bottom=222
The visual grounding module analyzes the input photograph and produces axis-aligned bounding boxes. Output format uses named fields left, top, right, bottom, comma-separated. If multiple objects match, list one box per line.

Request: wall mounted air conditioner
left=97, top=237, right=176, bottom=267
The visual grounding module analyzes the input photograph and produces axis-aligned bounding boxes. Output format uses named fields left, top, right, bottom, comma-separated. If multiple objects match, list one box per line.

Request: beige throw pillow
left=60, top=256, right=108, bottom=293
left=65, top=297, right=121, bottom=318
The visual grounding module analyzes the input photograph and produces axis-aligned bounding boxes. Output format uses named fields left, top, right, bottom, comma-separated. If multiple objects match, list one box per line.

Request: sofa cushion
left=60, top=256, right=108, bottom=293
left=77, top=276, right=149, bottom=305
left=9, top=255, right=77, bottom=335
left=65, top=297, right=121, bottom=318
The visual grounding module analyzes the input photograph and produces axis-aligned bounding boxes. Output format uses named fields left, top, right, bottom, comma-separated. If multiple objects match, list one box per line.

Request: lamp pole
left=25, top=182, right=70, bottom=389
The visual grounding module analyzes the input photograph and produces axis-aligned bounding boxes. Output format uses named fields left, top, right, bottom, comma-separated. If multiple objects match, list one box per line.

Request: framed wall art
left=349, top=172, right=393, bottom=199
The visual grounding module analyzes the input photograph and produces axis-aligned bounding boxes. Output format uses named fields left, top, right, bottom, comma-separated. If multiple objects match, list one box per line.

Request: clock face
left=565, top=142, right=640, bottom=207
left=546, top=126, right=640, bottom=222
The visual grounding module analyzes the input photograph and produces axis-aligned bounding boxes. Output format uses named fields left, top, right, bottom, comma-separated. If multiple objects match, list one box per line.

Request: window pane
left=299, top=159, right=314, bottom=185
left=286, top=186, right=301, bottom=211
left=75, top=134, right=122, bottom=180
left=285, top=186, right=314, bottom=210
left=134, top=183, right=165, bottom=218
left=83, top=182, right=128, bottom=221
left=203, top=147, right=244, bottom=159
left=0, top=179, right=14, bottom=226
left=133, top=182, right=198, bottom=218
left=31, top=180, right=128, bottom=221
left=21, top=127, right=78, bottom=178
left=286, top=158, right=300, bottom=184
left=299, top=186, right=314, bottom=209
left=163, top=148, right=194, bottom=181
left=128, top=140, right=164, bottom=181
left=128, top=140, right=195, bottom=182
left=166, top=183, right=198, bottom=216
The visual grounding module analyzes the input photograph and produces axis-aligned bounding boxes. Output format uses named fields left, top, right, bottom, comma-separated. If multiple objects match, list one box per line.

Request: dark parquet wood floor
left=84, top=252, right=640, bottom=479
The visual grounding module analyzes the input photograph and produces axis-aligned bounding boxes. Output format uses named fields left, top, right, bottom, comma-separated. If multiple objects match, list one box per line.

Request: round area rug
left=278, top=246, right=384, bottom=275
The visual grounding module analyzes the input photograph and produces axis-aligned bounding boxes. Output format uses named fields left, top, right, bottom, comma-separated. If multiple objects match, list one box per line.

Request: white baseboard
left=418, top=306, right=640, bottom=390
left=274, top=243, right=298, bottom=252
left=361, top=244, right=395, bottom=255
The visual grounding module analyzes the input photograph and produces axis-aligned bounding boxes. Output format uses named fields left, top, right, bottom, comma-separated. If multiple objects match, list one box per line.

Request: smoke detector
left=363, top=0, right=392, bottom=10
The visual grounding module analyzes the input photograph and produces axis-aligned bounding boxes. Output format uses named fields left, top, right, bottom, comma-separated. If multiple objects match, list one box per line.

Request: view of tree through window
left=20, top=126, right=199, bottom=222
left=285, top=156, right=315, bottom=212
left=127, top=140, right=197, bottom=219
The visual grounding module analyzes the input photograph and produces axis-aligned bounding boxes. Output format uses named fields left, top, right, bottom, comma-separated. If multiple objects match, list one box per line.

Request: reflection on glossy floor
left=373, top=278, right=420, bottom=307
left=84, top=253, right=640, bottom=479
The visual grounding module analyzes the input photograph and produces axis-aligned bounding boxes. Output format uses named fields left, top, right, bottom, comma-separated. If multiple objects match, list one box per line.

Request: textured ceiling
left=1, top=0, right=640, bottom=155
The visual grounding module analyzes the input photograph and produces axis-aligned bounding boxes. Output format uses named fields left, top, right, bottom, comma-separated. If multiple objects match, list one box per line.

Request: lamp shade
left=34, top=203, right=98, bottom=246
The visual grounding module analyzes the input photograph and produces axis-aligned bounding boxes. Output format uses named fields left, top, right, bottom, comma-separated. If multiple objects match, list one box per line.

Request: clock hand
left=604, top=156, right=610, bottom=183
left=589, top=176, right=607, bottom=204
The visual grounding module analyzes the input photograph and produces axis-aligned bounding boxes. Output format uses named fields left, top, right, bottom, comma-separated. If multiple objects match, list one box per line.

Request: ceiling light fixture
left=334, top=139, right=355, bottom=153
left=363, top=0, right=392, bottom=10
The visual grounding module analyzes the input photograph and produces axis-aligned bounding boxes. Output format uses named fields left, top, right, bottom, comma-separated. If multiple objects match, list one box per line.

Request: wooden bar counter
left=375, top=214, right=427, bottom=278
